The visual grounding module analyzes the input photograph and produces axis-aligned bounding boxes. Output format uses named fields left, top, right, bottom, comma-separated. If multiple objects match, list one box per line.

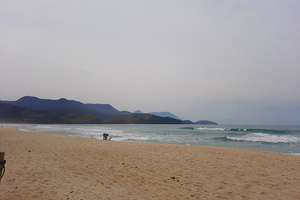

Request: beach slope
left=0, top=127, right=299, bottom=199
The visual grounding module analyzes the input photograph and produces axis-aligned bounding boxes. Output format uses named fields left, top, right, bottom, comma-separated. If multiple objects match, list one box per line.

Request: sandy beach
left=0, top=127, right=299, bottom=199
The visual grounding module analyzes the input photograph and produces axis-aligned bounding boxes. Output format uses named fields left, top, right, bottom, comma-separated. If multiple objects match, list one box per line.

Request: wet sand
left=0, top=127, right=299, bottom=199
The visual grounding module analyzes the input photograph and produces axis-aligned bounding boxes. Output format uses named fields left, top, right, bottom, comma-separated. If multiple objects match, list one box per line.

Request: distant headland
left=0, top=96, right=218, bottom=125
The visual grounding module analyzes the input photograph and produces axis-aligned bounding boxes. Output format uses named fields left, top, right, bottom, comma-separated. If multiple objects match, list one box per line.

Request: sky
left=1, top=0, right=300, bottom=125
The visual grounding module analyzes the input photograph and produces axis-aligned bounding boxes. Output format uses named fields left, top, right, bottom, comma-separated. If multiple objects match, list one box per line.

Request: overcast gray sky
left=1, top=0, right=299, bottom=125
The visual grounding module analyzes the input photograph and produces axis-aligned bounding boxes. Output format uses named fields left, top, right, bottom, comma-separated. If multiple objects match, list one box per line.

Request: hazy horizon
left=1, top=1, right=299, bottom=125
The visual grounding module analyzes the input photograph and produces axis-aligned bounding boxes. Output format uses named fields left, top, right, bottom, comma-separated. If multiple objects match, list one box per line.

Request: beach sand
left=0, top=127, right=299, bottom=200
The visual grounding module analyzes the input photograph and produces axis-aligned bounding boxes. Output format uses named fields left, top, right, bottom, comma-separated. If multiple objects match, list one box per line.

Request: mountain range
left=133, top=110, right=182, bottom=120
left=0, top=96, right=218, bottom=125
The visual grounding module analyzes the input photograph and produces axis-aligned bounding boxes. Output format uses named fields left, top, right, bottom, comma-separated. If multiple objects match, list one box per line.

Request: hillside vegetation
left=0, top=103, right=182, bottom=124
left=0, top=96, right=217, bottom=124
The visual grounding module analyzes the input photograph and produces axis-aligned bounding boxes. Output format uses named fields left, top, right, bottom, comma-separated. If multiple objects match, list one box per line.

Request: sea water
left=2, top=124, right=300, bottom=154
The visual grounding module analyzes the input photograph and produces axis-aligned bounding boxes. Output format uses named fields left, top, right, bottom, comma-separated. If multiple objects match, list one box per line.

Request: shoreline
left=1, top=127, right=300, bottom=199
left=3, top=124, right=300, bottom=156
left=1, top=123, right=300, bottom=156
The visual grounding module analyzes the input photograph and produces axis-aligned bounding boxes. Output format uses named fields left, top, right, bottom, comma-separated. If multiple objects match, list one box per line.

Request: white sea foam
left=227, top=133, right=300, bottom=143
left=111, top=133, right=150, bottom=142
left=290, top=153, right=300, bottom=155
left=197, top=127, right=225, bottom=131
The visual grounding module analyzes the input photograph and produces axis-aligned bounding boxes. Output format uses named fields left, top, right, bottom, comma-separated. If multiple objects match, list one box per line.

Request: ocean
left=2, top=124, right=300, bottom=155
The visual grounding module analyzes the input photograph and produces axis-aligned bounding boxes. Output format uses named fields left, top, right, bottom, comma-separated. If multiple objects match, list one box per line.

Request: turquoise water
left=2, top=124, right=300, bottom=154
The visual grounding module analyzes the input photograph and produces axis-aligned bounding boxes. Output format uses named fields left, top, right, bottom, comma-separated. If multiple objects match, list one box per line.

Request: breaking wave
left=179, top=127, right=195, bottom=130
left=225, top=133, right=300, bottom=144
left=196, top=127, right=226, bottom=131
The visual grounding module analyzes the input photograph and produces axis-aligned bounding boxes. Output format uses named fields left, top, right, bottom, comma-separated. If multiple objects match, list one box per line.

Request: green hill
left=2, top=96, right=109, bottom=118
left=0, top=103, right=182, bottom=124
left=58, top=113, right=102, bottom=124
left=102, top=113, right=182, bottom=124
left=0, top=102, right=60, bottom=123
